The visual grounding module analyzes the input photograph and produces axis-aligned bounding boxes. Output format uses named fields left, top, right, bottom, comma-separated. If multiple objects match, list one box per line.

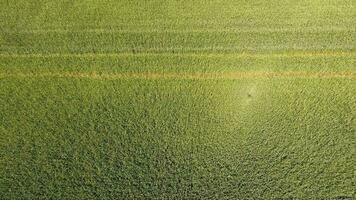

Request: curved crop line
left=0, top=51, right=355, bottom=58
left=0, top=71, right=355, bottom=80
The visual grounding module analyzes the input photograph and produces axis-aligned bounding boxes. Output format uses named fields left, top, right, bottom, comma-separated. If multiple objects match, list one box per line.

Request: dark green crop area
left=0, top=0, right=355, bottom=199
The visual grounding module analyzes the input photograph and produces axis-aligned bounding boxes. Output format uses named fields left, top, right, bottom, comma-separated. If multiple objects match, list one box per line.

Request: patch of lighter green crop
left=200, top=79, right=272, bottom=151
left=236, top=79, right=270, bottom=113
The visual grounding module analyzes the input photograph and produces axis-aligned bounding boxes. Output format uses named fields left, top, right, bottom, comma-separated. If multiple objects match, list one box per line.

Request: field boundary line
left=0, top=51, right=355, bottom=58
left=1, top=71, right=355, bottom=80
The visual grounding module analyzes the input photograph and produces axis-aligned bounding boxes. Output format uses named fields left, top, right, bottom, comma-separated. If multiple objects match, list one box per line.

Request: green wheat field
left=0, top=0, right=355, bottom=199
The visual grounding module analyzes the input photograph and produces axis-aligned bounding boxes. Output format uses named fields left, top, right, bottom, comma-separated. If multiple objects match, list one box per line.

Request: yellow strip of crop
left=0, top=51, right=355, bottom=58
left=0, top=71, right=355, bottom=80
left=3, top=27, right=354, bottom=33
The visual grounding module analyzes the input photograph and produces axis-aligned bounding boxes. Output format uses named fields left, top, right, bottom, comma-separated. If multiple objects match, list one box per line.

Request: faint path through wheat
left=0, top=51, right=355, bottom=58
left=0, top=71, right=355, bottom=80
left=2, top=27, right=355, bottom=33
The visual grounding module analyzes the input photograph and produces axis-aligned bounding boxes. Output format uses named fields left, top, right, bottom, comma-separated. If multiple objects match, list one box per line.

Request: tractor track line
left=0, top=71, right=355, bottom=80
left=0, top=51, right=355, bottom=58
left=2, top=27, right=355, bottom=34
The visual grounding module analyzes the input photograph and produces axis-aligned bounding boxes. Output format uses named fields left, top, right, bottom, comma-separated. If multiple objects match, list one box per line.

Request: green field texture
left=1, top=0, right=355, bottom=54
left=0, top=53, right=355, bottom=75
left=0, top=0, right=356, bottom=199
